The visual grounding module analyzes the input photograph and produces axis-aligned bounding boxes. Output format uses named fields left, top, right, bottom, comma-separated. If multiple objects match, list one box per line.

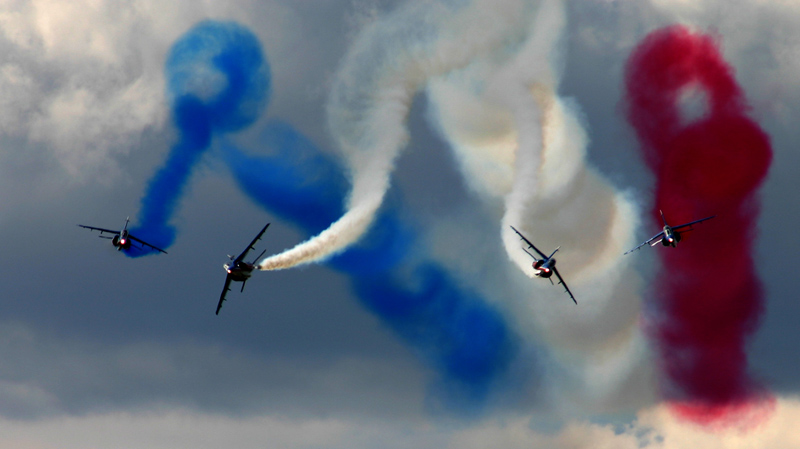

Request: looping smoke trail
left=223, top=121, right=519, bottom=409
left=124, top=15, right=518, bottom=408
left=127, top=20, right=269, bottom=256
left=420, top=0, right=648, bottom=412
left=258, top=0, right=542, bottom=270
left=624, top=25, right=773, bottom=426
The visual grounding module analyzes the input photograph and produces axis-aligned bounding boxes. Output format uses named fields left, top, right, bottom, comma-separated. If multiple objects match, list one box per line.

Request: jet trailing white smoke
left=260, top=0, right=648, bottom=412
left=258, top=0, right=541, bottom=270
left=424, top=0, right=648, bottom=411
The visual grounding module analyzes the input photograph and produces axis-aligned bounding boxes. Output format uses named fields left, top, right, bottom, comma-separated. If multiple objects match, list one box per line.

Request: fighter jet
left=216, top=223, right=270, bottom=315
left=510, top=226, right=576, bottom=304
left=624, top=210, right=715, bottom=255
left=78, top=217, right=167, bottom=254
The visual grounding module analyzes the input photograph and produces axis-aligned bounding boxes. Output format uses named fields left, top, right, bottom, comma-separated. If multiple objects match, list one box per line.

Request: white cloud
left=0, top=0, right=307, bottom=179
left=1, top=398, right=797, bottom=448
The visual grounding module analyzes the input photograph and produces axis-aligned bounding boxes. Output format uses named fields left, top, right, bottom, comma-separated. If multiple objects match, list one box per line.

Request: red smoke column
left=624, top=25, right=773, bottom=426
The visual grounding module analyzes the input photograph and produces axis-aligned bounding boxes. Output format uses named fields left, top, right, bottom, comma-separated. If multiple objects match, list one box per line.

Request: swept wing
left=128, top=235, right=168, bottom=254
left=216, top=274, right=233, bottom=315
left=77, top=224, right=118, bottom=235
left=671, top=215, right=716, bottom=232
left=233, top=223, right=270, bottom=264
left=624, top=231, right=665, bottom=255
left=510, top=226, right=548, bottom=259
left=552, top=267, right=577, bottom=304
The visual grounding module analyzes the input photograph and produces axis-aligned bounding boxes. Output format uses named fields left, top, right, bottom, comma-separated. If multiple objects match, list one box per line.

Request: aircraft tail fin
left=252, top=249, right=267, bottom=265
left=660, top=210, right=668, bottom=227
left=548, top=246, right=560, bottom=259
left=240, top=280, right=247, bottom=293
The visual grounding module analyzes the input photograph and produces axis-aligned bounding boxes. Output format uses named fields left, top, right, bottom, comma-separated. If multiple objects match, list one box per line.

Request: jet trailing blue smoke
left=127, top=20, right=269, bottom=256
left=223, top=120, right=519, bottom=406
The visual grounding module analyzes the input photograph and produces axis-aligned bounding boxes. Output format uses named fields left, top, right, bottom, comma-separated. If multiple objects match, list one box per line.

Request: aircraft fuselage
left=112, top=230, right=132, bottom=250
left=224, top=262, right=255, bottom=282
left=533, top=258, right=556, bottom=278
left=661, top=225, right=682, bottom=247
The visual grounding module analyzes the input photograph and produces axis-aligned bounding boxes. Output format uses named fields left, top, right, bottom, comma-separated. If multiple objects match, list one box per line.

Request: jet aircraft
left=624, top=210, right=715, bottom=255
left=510, top=226, right=576, bottom=304
left=216, top=223, right=270, bottom=315
left=78, top=217, right=167, bottom=254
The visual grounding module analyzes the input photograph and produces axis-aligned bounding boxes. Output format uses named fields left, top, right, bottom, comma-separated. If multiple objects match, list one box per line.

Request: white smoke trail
left=260, top=0, right=649, bottom=413
left=259, top=0, right=541, bottom=270
left=424, top=0, right=649, bottom=411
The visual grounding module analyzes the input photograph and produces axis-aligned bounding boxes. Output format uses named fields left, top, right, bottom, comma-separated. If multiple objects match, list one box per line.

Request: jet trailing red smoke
left=624, top=25, right=773, bottom=426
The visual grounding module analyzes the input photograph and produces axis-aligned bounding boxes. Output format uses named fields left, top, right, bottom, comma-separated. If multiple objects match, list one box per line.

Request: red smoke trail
left=624, top=25, right=773, bottom=426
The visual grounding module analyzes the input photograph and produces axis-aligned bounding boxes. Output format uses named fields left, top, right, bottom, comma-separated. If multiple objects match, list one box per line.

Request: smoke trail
left=624, top=25, right=773, bottom=425
left=116, top=13, right=516, bottom=406
left=421, top=0, right=649, bottom=413
left=255, top=7, right=647, bottom=410
left=127, top=20, right=269, bottom=256
left=223, top=121, right=519, bottom=408
left=258, top=0, right=542, bottom=270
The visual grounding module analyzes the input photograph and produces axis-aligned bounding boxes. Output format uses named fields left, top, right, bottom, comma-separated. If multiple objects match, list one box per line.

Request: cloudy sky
left=0, top=0, right=798, bottom=447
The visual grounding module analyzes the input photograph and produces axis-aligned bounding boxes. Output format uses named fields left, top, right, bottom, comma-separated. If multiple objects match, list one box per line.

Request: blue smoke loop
left=127, top=20, right=269, bottom=256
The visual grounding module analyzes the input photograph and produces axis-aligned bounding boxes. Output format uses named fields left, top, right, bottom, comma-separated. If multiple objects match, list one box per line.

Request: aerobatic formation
left=76, top=0, right=774, bottom=431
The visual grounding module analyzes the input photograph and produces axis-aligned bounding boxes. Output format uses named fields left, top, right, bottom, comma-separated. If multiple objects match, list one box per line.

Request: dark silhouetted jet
left=78, top=217, right=167, bottom=254
left=624, top=211, right=715, bottom=255
left=216, top=223, right=270, bottom=315
left=510, top=226, right=576, bottom=304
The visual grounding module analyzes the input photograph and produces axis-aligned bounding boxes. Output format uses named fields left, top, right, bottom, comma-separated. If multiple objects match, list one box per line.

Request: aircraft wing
left=510, top=226, right=548, bottom=260
left=233, top=223, right=270, bottom=264
left=672, top=215, right=716, bottom=231
left=552, top=267, right=577, bottom=304
left=624, top=231, right=664, bottom=255
left=128, top=235, right=168, bottom=254
left=216, top=274, right=233, bottom=315
left=77, top=224, right=119, bottom=235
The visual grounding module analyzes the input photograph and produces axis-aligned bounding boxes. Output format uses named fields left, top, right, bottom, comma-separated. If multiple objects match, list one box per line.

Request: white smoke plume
left=259, top=0, right=648, bottom=413
left=424, top=0, right=647, bottom=412
left=259, top=0, right=542, bottom=270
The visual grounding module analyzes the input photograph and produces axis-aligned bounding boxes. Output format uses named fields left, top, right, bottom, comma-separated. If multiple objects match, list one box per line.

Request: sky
left=0, top=0, right=798, bottom=448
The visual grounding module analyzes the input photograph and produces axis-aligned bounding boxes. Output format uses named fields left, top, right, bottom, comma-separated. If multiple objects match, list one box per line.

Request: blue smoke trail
left=127, top=20, right=269, bottom=256
left=131, top=19, right=520, bottom=408
left=224, top=120, right=519, bottom=406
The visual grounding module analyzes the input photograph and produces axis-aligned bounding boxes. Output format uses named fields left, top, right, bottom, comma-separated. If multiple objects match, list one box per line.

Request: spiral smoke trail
left=258, top=0, right=541, bottom=270
left=138, top=0, right=650, bottom=414
left=624, top=25, right=773, bottom=426
left=128, top=20, right=269, bottom=256
left=254, top=0, right=648, bottom=411
left=424, top=0, right=646, bottom=412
